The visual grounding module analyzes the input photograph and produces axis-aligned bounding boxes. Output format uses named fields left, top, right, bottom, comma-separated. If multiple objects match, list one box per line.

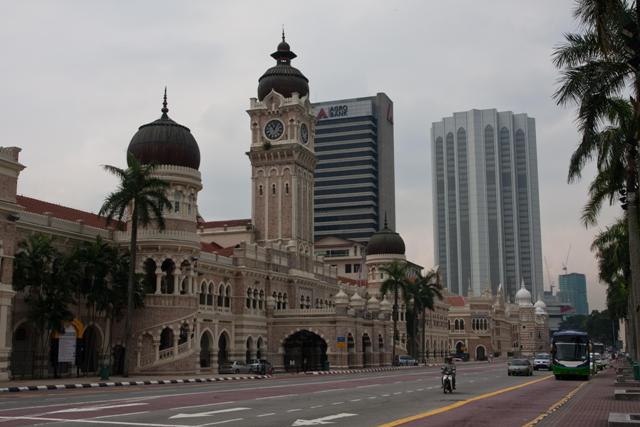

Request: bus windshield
left=555, top=342, right=589, bottom=361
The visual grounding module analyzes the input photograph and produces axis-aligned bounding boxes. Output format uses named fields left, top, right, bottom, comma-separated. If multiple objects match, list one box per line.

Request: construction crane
left=561, top=244, right=572, bottom=275
left=544, top=256, right=555, bottom=295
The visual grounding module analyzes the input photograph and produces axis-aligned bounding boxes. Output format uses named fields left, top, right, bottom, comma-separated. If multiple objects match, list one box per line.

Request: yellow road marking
left=521, top=381, right=587, bottom=427
left=377, top=375, right=553, bottom=427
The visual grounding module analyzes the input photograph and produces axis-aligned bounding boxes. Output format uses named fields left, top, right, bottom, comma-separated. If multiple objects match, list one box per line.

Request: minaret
left=247, top=34, right=316, bottom=254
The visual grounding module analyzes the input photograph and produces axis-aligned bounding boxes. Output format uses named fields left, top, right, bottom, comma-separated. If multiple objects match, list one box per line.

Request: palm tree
left=553, top=0, right=640, bottom=359
left=99, top=152, right=171, bottom=376
left=413, top=268, right=443, bottom=363
left=380, top=260, right=409, bottom=365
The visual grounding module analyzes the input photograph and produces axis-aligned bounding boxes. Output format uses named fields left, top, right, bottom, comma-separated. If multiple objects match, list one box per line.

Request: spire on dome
left=282, top=25, right=285, bottom=42
left=161, top=86, right=169, bottom=118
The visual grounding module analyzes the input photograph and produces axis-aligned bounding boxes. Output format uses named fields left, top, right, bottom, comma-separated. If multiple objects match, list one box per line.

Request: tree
left=380, top=260, right=410, bottom=365
left=553, top=0, right=640, bottom=359
left=409, top=268, right=443, bottom=363
left=99, top=153, right=171, bottom=376
left=591, top=217, right=630, bottom=320
left=13, top=233, right=75, bottom=378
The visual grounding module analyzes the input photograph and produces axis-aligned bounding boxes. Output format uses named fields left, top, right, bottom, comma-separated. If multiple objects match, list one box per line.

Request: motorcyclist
left=442, top=356, right=456, bottom=390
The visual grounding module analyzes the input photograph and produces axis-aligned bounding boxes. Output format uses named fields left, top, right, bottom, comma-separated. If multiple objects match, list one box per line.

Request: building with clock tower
left=247, top=34, right=317, bottom=262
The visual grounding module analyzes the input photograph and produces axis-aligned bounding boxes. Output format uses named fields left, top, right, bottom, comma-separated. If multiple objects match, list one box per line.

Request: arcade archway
left=476, top=345, right=486, bottom=361
left=200, top=331, right=213, bottom=369
left=218, top=332, right=229, bottom=368
left=283, top=330, right=327, bottom=372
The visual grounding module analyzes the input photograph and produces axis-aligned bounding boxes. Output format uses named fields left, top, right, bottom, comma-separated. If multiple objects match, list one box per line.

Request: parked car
left=533, top=353, right=551, bottom=370
left=396, top=355, right=418, bottom=366
left=248, top=359, right=273, bottom=375
left=508, top=358, right=533, bottom=376
left=219, top=361, right=251, bottom=374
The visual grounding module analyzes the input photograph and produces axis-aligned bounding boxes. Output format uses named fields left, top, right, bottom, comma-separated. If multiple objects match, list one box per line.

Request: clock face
left=300, top=123, right=309, bottom=144
left=264, top=120, right=284, bottom=140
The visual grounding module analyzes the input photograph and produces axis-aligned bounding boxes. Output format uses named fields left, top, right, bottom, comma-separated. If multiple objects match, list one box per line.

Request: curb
left=0, top=374, right=271, bottom=393
left=305, top=365, right=427, bottom=375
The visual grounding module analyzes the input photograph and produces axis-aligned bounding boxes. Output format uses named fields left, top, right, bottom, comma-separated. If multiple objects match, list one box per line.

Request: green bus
left=551, top=330, right=591, bottom=380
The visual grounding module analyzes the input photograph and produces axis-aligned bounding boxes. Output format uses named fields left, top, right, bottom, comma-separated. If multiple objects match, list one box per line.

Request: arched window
left=282, top=293, right=288, bottom=309
left=224, top=285, right=230, bottom=308
left=277, top=292, right=282, bottom=310
left=272, top=184, right=276, bottom=195
left=455, top=319, right=459, bottom=330
left=199, top=283, right=206, bottom=305
left=174, top=190, right=182, bottom=213
left=285, top=182, right=289, bottom=194
left=300, top=295, right=305, bottom=309
left=259, top=290, right=264, bottom=309
left=305, top=296, right=310, bottom=309
left=460, top=319, right=465, bottom=330
left=259, top=185, right=263, bottom=196
left=208, top=283, right=214, bottom=306
left=246, top=288, right=252, bottom=309
left=253, top=289, right=258, bottom=309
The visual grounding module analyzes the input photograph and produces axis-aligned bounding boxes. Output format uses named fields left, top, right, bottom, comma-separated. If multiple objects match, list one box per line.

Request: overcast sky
left=2, top=1, right=618, bottom=310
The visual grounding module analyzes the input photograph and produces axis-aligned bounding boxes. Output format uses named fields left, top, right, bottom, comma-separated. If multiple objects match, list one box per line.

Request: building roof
left=200, top=241, right=235, bottom=257
left=257, top=34, right=309, bottom=101
left=337, top=276, right=367, bottom=287
left=17, top=195, right=124, bottom=230
left=447, top=295, right=466, bottom=307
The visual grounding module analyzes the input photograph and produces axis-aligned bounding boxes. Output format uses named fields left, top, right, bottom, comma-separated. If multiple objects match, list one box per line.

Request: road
left=0, top=364, right=585, bottom=427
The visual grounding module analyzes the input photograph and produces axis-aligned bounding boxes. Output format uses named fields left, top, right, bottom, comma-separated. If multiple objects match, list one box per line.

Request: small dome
left=127, top=90, right=200, bottom=170
left=350, top=291, right=365, bottom=308
left=367, top=218, right=405, bottom=256
left=257, top=34, right=309, bottom=101
left=515, top=281, right=533, bottom=307
left=334, top=288, right=349, bottom=306
left=379, top=295, right=392, bottom=312
left=535, top=306, right=547, bottom=316
left=367, top=295, right=380, bottom=311
left=534, top=298, right=547, bottom=310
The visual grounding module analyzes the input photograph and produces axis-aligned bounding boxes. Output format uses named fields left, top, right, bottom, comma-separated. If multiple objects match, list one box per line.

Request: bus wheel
left=554, top=374, right=561, bottom=380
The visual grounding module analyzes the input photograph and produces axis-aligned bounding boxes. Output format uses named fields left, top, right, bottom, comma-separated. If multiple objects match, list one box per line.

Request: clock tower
left=247, top=34, right=316, bottom=256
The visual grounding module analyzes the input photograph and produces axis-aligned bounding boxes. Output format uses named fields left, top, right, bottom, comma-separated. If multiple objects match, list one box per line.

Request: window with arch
left=252, top=289, right=258, bottom=309
left=246, top=288, right=252, bottom=309
left=460, top=319, right=465, bottom=330
left=187, top=195, right=193, bottom=215
left=272, top=184, right=276, bottom=195
left=300, top=295, right=305, bottom=309
left=305, top=296, right=310, bottom=309
left=207, top=283, right=214, bottom=306
left=259, top=290, right=264, bottom=309
left=259, top=185, right=263, bottom=196
left=276, top=292, right=282, bottom=310
left=174, top=190, right=182, bottom=213
left=282, top=293, right=288, bottom=309
left=224, top=285, right=231, bottom=308
left=200, top=283, right=206, bottom=305
left=285, top=182, right=289, bottom=194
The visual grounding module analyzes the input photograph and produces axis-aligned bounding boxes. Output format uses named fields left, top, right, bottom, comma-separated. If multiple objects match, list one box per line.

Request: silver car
left=219, top=361, right=251, bottom=374
left=508, top=358, right=533, bottom=376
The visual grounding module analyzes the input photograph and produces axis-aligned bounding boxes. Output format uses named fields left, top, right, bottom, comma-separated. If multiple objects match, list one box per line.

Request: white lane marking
left=331, top=402, right=344, bottom=405
left=427, top=386, right=434, bottom=390
left=393, top=392, right=402, bottom=395
left=406, top=390, right=414, bottom=393
left=350, top=399, right=361, bottom=402
left=314, top=388, right=344, bottom=393
left=310, top=405, right=324, bottom=409
left=356, top=384, right=376, bottom=389
left=382, top=394, right=390, bottom=397
left=257, top=413, right=276, bottom=417
left=255, top=394, right=296, bottom=400
left=0, top=415, right=192, bottom=427
left=170, top=407, right=250, bottom=419
left=368, top=396, right=377, bottom=399
left=49, top=403, right=148, bottom=414
left=394, top=381, right=402, bottom=384
left=199, top=418, right=244, bottom=426
left=92, top=411, right=150, bottom=419
left=292, top=413, right=357, bottom=426
left=287, top=408, right=302, bottom=412
left=170, top=401, right=236, bottom=411
left=417, top=388, right=424, bottom=391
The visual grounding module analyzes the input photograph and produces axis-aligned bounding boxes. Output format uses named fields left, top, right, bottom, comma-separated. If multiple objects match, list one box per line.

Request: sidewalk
left=536, top=363, right=639, bottom=427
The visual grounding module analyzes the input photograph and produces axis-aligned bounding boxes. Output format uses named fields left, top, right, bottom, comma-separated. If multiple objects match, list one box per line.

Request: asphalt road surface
left=0, top=364, right=584, bottom=427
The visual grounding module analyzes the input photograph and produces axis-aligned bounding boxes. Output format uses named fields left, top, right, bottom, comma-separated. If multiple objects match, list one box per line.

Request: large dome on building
left=515, top=281, right=533, bottom=307
left=366, top=219, right=406, bottom=256
left=127, top=90, right=201, bottom=170
left=257, top=33, right=309, bottom=101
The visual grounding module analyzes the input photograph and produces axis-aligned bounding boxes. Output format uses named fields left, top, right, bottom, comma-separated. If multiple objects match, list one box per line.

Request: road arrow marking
left=49, top=403, right=147, bottom=414
left=292, top=413, right=357, bottom=426
left=169, top=407, right=250, bottom=419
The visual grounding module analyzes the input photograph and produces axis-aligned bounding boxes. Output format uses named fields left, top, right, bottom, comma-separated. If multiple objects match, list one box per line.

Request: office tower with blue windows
left=312, top=93, right=396, bottom=243
left=558, top=273, right=589, bottom=316
left=431, top=109, right=544, bottom=301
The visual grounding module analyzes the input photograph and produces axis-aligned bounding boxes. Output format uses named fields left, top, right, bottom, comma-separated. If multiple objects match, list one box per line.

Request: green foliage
left=379, top=260, right=409, bottom=362
left=591, top=217, right=630, bottom=319
left=405, top=268, right=443, bottom=358
left=559, top=310, right=617, bottom=346
left=13, top=234, right=75, bottom=335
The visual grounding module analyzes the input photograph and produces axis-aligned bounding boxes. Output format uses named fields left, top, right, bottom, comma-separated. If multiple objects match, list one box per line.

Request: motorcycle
left=442, top=369, right=455, bottom=394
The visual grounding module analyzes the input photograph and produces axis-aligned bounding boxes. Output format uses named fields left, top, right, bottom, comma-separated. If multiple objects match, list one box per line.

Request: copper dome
left=257, top=34, right=309, bottom=101
left=127, top=91, right=201, bottom=170
left=366, top=221, right=406, bottom=256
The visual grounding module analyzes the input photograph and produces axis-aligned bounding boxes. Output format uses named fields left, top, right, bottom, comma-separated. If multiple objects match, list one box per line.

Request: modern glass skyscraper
left=312, top=93, right=396, bottom=243
left=558, top=273, right=589, bottom=316
left=431, top=109, right=543, bottom=301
